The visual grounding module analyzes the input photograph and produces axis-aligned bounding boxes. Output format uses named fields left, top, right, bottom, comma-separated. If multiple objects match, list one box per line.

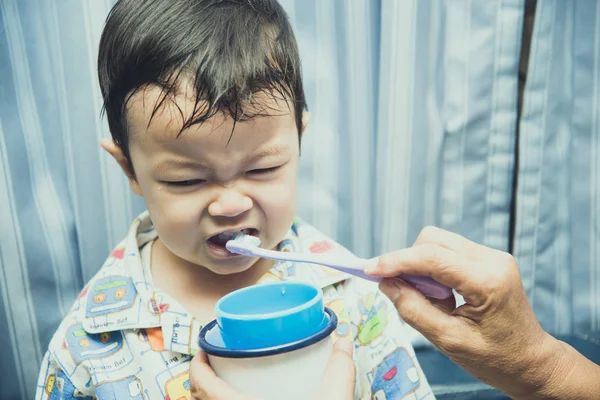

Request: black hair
left=98, top=0, right=306, bottom=174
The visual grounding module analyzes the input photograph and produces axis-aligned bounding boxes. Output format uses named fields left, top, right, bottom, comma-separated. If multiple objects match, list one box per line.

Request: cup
left=198, top=282, right=337, bottom=400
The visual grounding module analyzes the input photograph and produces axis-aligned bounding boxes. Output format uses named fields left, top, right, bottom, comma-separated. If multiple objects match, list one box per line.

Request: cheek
left=254, top=174, right=298, bottom=229
left=261, top=189, right=297, bottom=214
left=141, top=186, right=206, bottom=233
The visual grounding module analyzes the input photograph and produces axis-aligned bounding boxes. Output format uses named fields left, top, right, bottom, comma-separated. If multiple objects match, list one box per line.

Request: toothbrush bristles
left=232, top=232, right=261, bottom=247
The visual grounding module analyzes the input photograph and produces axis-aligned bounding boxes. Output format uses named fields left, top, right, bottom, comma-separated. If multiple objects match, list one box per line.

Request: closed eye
left=164, top=179, right=206, bottom=187
left=247, top=166, right=282, bottom=175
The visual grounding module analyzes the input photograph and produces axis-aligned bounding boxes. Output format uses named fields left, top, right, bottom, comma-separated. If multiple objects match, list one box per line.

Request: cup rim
left=199, top=307, right=338, bottom=359
left=215, top=281, right=322, bottom=322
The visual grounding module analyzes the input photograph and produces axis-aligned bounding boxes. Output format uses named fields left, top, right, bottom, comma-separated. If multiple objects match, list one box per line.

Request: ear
left=301, top=112, right=312, bottom=133
left=100, top=138, right=143, bottom=196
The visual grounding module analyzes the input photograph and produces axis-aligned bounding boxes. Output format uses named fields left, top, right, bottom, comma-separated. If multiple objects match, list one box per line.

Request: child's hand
left=189, top=339, right=355, bottom=400
left=189, top=350, right=260, bottom=400
left=308, top=338, right=355, bottom=400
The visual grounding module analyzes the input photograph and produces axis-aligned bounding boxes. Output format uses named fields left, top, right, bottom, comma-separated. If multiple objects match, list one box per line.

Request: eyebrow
left=242, top=146, right=290, bottom=165
left=154, top=146, right=290, bottom=174
left=154, top=160, right=212, bottom=175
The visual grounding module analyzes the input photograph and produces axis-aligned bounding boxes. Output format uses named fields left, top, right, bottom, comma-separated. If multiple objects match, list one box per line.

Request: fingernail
left=362, top=257, right=379, bottom=273
left=379, top=279, right=402, bottom=302
left=334, top=338, right=354, bottom=356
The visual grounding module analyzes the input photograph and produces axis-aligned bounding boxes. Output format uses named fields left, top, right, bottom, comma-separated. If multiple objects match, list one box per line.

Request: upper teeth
left=215, top=232, right=237, bottom=241
left=213, top=229, right=255, bottom=242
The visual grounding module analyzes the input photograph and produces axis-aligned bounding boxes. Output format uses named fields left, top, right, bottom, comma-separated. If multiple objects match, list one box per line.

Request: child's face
left=109, top=85, right=301, bottom=276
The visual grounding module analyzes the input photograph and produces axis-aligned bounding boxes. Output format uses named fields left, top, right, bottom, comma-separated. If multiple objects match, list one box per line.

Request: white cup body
left=208, top=336, right=333, bottom=400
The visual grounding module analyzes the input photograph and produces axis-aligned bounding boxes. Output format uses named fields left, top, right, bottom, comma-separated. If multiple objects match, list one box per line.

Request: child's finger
left=189, top=352, right=256, bottom=400
left=310, top=339, right=356, bottom=400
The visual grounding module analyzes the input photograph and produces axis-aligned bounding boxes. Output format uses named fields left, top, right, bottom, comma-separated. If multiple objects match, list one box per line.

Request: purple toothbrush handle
left=400, top=274, right=453, bottom=299
left=342, top=268, right=452, bottom=299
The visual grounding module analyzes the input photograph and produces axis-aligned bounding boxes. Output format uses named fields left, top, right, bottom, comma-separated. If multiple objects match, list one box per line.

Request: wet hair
left=98, top=0, right=306, bottom=174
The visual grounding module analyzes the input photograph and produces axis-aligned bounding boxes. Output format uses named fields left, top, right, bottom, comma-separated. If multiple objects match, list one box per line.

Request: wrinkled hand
left=189, top=339, right=356, bottom=400
left=364, top=226, right=565, bottom=399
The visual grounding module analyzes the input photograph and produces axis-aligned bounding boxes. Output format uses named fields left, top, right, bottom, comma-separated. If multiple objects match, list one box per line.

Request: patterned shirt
left=36, top=211, right=435, bottom=399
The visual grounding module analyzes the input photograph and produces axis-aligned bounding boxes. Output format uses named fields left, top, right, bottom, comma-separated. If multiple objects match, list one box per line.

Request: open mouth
left=206, top=228, right=259, bottom=256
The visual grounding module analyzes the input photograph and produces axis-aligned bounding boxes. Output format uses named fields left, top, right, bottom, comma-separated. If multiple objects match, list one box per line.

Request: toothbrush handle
left=304, top=255, right=453, bottom=299
left=252, top=249, right=453, bottom=299
left=399, top=274, right=453, bottom=299
left=345, top=269, right=452, bottom=299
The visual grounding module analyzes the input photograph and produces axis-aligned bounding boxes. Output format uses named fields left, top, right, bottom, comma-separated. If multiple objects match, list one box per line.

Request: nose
left=208, top=187, right=253, bottom=217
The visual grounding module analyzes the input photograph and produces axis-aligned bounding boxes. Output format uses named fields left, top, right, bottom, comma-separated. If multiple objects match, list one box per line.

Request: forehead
left=124, top=83, right=296, bottom=146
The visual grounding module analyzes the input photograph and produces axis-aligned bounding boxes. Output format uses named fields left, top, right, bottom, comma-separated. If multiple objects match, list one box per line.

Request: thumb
left=310, top=339, right=356, bottom=400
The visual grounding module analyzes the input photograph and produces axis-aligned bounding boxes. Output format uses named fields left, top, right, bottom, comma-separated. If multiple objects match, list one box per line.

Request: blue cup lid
left=199, top=307, right=338, bottom=358
left=214, top=282, right=325, bottom=349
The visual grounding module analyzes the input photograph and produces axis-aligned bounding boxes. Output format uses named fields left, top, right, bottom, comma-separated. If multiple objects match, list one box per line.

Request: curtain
left=1, top=1, right=599, bottom=399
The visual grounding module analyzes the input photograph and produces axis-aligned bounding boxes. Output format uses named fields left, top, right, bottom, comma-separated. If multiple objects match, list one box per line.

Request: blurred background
left=1, top=0, right=599, bottom=399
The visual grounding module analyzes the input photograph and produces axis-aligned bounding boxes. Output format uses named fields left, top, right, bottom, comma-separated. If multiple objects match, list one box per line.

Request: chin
left=207, top=265, right=250, bottom=276
left=203, top=258, right=257, bottom=276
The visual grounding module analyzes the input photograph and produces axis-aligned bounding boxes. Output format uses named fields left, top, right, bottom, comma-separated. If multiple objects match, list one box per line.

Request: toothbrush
left=226, top=233, right=453, bottom=299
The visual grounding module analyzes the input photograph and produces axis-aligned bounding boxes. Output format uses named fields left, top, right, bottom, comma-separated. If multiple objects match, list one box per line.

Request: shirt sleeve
left=36, top=315, right=97, bottom=400
left=35, top=351, right=95, bottom=400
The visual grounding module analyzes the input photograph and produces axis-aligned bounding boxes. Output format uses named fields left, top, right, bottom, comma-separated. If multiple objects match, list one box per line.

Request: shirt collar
left=80, top=212, right=162, bottom=334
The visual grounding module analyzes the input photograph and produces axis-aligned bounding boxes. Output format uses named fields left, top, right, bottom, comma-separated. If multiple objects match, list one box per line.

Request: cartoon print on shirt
left=368, top=347, right=420, bottom=399
left=86, top=276, right=137, bottom=318
left=357, top=292, right=388, bottom=346
left=66, top=324, right=123, bottom=363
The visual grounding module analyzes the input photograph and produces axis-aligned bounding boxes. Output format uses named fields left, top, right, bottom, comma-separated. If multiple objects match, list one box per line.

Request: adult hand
left=364, top=226, right=600, bottom=400
left=189, top=339, right=356, bottom=400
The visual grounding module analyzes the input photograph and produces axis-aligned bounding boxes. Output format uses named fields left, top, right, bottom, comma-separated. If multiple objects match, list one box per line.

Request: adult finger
left=378, top=278, right=464, bottom=344
left=365, top=245, right=485, bottom=301
left=412, top=226, right=479, bottom=256
left=430, top=291, right=457, bottom=313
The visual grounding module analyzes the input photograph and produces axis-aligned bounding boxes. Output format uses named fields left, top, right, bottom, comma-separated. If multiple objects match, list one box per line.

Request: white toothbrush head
left=226, top=232, right=262, bottom=256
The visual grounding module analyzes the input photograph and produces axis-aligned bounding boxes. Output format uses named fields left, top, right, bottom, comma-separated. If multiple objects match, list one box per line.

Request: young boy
left=36, top=1, right=435, bottom=398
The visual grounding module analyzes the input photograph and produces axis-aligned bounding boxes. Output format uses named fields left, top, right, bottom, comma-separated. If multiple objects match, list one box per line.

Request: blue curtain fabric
left=1, top=1, right=599, bottom=399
